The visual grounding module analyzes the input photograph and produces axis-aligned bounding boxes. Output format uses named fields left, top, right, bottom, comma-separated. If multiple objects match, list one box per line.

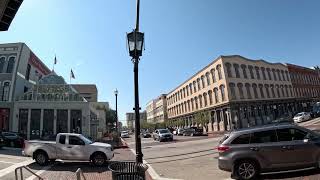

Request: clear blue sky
left=1, top=0, right=320, bottom=123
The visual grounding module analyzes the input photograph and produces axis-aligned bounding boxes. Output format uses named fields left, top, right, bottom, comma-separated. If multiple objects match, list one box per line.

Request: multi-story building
left=146, top=99, right=156, bottom=123
left=71, top=84, right=98, bottom=102
left=166, top=55, right=296, bottom=133
left=0, top=0, right=23, bottom=31
left=0, top=43, right=51, bottom=131
left=126, top=111, right=147, bottom=130
left=286, top=63, right=320, bottom=111
left=147, top=94, right=168, bottom=124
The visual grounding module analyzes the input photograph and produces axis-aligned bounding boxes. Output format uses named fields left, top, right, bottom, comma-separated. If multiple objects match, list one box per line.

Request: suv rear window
left=231, top=134, right=250, bottom=144
left=277, top=128, right=307, bottom=141
left=250, top=130, right=277, bottom=144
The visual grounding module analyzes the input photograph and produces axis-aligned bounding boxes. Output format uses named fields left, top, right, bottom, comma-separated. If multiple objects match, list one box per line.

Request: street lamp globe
left=127, top=31, right=144, bottom=58
left=114, top=89, right=118, bottom=96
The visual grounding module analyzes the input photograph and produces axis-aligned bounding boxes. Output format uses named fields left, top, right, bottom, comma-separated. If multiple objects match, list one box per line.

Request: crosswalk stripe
left=0, top=159, right=34, bottom=178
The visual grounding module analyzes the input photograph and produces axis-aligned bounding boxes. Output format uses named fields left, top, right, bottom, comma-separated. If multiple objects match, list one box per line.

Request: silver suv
left=218, top=123, right=320, bottom=180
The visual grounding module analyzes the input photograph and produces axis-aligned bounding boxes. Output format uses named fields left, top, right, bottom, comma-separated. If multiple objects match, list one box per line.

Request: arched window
left=194, top=97, right=198, bottom=110
left=0, top=57, right=5, bottom=73
left=201, top=75, right=206, bottom=88
left=229, top=83, right=236, bottom=100
left=276, top=85, right=280, bottom=97
left=266, top=68, right=272, bottom=80
left=270, top=84, right=275, bottom=98
left=216, top=65, right=222, bottom=80
left=252, top=83, right=258, bottom=98
left=199, top=95, right=203, bottom=108
left=205, top=72, right=211, bottom=86
left=245, top=83, right=252, bottom=99
left=234, top=63, right=240, bottom=78
left=187, top=100, right=190, bottom=112
left=197, top=78, right=201, bottom=90
left=285, top=71, right=289, bottom=81
left=225, top=63, right=232, bottom=77
left=213, top=88, right=219, bottom=103
left=261, top=67, right=266, bottom=80
left=248, top=65, right=254, bottom=79
left=265, top=84, right=270, bottom=98
left=203, top=93, right=208, bottom=107
left=210, top=68, right=216, bottom=83
left=189, top=83, right=193, bottom=94
left=183, top=88, right=186, bottom=98
left=255, top=66, right=261, bottom=80
left=272, top=69, right=277, bottom=81
left=289, top=85, right=293, bottom=97
left=281, top=70, right=285, bottom=81
left=6, top=56, right=15, bottom=73
left=237, top=83, right=244, bottom=99
left=285, top=85, right=289, bottom=97
left=193, top=81, right=197, bottom=92
left=186, top=85, right=189, bottom=96
left=2, top=81, right=10, bottom=101
left=220, top=85, right=225, bottom=101
left=241, top=64, right=247, bottom=79
left=280, top=85, right=285, bottom=97
left=208, top=90, right=213, bottom=105
left=259, top=84, right=264, bottom=98
left=277, top=69, right=281, bottom=81
left=191, top=98, right=194, bottom=111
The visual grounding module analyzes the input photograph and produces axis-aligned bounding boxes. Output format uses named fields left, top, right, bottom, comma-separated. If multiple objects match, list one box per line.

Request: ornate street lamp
left=114, top=89, right=119, bottom=133
left=126, top=0, right=144, bottom=163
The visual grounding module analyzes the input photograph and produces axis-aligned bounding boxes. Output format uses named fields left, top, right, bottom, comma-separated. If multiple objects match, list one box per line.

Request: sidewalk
left=38, top=148, right=152, bottom=180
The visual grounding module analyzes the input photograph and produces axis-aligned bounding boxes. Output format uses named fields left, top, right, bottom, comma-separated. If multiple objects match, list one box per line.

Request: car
left=0, top=134, right=5, bottom=148
left=141, top=131, right=151, bottom=138
left=1, top=131, right=24, bottom=148
left=176, top=128, right=185, bottom=136
left=183, top=127, right=203, bottom=136
left=153, top=129, right=173, bottom=142
left=23, top=133, right=114, bottom=166
left=293, top=112, right=311, bottom=123
left=218, top=123, right=320, bottom=180
left=120, top=131, right=129, bottom=138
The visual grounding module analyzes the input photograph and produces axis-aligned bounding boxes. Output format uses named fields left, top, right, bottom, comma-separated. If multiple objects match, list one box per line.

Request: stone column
left=220, top=109, right=225, bottom=131
left=213, top=110, right=218, bottom=131
left=53, top=109, right=57, bottom=134
left=40, top=109, right=44, bottom=137
left=207, top=111, right=213, bottom=133
left=27, top=109, right=31, bottom=140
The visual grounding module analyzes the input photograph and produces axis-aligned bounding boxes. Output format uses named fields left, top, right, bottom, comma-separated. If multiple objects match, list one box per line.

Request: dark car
left=1, top=132, right=24, bottom=148
left=0, top=134, right=5, bottom=148
left=218, top=123, right=320, bottom=180
left=183, top=127, right=203, bottom=136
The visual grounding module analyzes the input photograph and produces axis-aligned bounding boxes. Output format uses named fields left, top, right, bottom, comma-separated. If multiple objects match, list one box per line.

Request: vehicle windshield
left=159, top=129, right=170, bottom=134
left=294, top=113, right=303, bottom=117
left=80, top=135, right=93, bottom=144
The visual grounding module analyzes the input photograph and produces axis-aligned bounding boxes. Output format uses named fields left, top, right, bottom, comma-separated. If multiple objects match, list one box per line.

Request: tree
left=105, top=109, right=117, bottom=133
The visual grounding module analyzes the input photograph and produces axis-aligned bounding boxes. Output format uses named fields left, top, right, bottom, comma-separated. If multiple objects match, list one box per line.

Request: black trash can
left=108, top=161, right=148, bottom=180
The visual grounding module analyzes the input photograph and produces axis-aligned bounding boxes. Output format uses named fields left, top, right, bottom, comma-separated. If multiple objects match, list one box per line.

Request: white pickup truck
left=23, top=133, right=114, bottom=166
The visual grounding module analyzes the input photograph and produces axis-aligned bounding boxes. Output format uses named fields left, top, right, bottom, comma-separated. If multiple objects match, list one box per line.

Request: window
left=245, top=83, right=251, bottom=99
left=252, top=83, right=258, bottom=98
left=285, top=71, right=289, bottom=81
left=229, top=83, right=236, bottom=100
left=225, top=63, right=232, bottom=77
left=250, top=130, right=277, bottom=144
left=276, top=85, right=280, bottom=97
left=272, top=69, right=277, bottom=81
left=186, top=85, right=189, bottom=96
left=189, top=83, right=193, bottom=94
left=285, top=85, right=289, bottom=97
left=265, top=84, right=270, bottom=98
left=194, top=97, right=198, bottom=109
left=197, top=78, right=201, bottom=90
left=266, top=68, right=272, bottom=80
left=26, top=64, right=31, bottom=80
left=261, top=67, right=266, bottom=80
left=205, top=72, right=211, bottom=86
left=217, top=65, right=222, bottom=80
left=281, top=70, right=285, bottom=81
left=191, top=98, right=194, bottom=110
left=193, top=81, right=197, bottom=92
left=69, top=136, right=85, bottom=145
left=201, top=75, right=205, bottom=88
left=220, top=85, right=225, bottom=101
left=199, top=95, right=203, bottom=108
left=0, top=57, right=5, bottom=73
left=277, top=128, right=307, bottom=141
left=280, top=85, right=284, bottom=97
left=6, top=57, right=15, bottom=73
left=241, top=64, right=247, bottom=79
left=210, top=69, right=216, bottom=83
left=259, top=84, right=264, bottom=98
left=255, top=66, right=260, bottom=80
left=270, top=85, right=275, bottom=98
left=214, top=88, right=219, bottom=103
left=2, top=82, right=10, bottom=101
left=59, top=135, right=66, bottom=144
left=277, top=69, right=281, bottom=81
left=237, top=83, right=244, bottom=99
left=234, top=64, right=240, bottom=78
left=231, top=134, right=250, bottom=144
left=208, top=90, right=213, bottom=105
left=203, top=93, right=208, bottom=107
left=248, top=65, right=254, bottom=79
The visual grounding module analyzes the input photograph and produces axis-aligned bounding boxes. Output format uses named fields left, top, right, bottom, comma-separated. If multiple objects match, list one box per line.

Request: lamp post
left=114, top=89, right=119, bottom=133
left=127, top=0, right=144, bottom=163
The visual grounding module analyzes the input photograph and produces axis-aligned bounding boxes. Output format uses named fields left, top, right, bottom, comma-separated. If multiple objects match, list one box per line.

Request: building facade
left=71, top=84, right=98, bottom=102
left=126, top=110, right=147, bottom=130
left=0, top=0, right=23, bottom=31
left=0, top=43, right=51, bottom=131
left=166, top=55, right=297, bottom=133
left=146, top=94, right=168, bottom=124
left=146, top=99, right=156, bottom=123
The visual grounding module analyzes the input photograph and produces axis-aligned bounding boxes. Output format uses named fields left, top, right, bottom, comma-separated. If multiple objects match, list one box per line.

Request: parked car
left=141, top=131, right=151, bottom=138
left=153, top=129, right=173, bottom=142
left=120, top=131, right=129, bottom=138
left=1, top=131, right=24, bottom=148
left=293, top=112, right=311, bottom=123
left=23, top=133, right=114, bottom=166
left=176, top=128, right=185, bottom=136
left=0, top=134, right=5, bottom=148
left=218, top=123, right=320, bottom=180
left=183, top=127, right=203, bottom=136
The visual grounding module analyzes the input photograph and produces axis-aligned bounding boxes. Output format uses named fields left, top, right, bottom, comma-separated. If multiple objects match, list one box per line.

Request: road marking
left=0, top=160, right=15, bottom=164
left=129, top=148, right=183, bottom=180
left=25, top=163, right=55, bottom=180
left=0, top=154, right=27, bottom=160
left=0, top=159, right=34, bottom=178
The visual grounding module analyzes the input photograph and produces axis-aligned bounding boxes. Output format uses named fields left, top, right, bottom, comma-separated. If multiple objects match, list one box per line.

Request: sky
left=1, top=0, right=320, bottom=123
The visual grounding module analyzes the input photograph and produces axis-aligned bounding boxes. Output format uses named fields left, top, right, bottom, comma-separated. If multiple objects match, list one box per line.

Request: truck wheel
left=91, top=152, right=106, bottom=166
left=34, top=151, right=48, bottom=166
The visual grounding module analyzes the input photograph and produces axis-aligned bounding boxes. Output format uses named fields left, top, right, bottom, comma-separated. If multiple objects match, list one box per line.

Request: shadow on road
left=0, top=147, right=23, bottom=156
left=259, top=168, right=320, bottom=179
left=147, top=151, right=218, bottom=164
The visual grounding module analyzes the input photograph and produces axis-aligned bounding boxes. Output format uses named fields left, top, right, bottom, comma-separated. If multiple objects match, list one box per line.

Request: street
left=124, top=117, right=320, bottom=180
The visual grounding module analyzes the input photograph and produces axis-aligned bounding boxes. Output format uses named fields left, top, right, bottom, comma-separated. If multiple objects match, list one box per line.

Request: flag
left=71, top=69, right=75, bottom=79
left=54, top=55, right=57, bottom=64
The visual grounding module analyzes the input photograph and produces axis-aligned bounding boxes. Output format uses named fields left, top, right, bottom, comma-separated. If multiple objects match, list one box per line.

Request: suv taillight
left=217, top=145, right=230, bottom=152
